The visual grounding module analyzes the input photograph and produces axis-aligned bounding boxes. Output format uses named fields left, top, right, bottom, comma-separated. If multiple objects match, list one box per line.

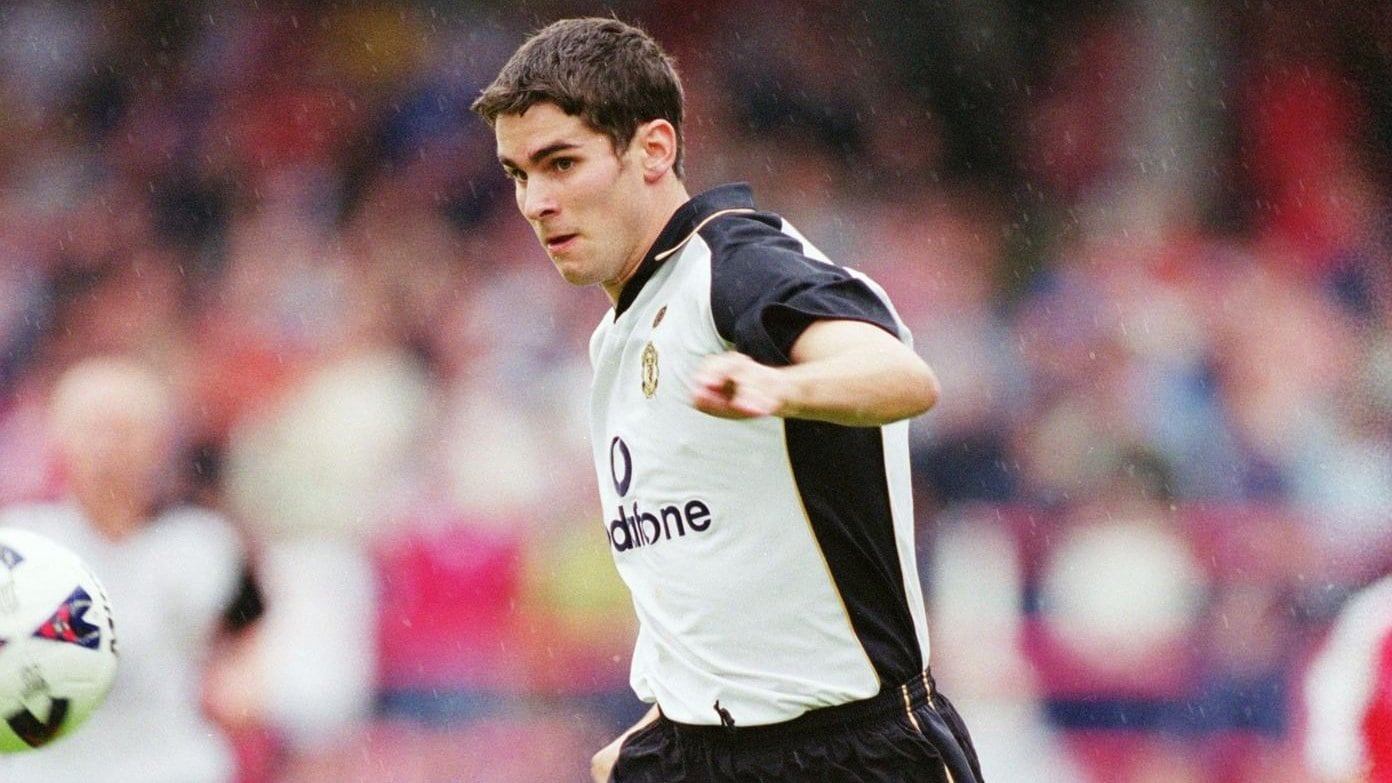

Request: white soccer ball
left=0, top=528, right=118, bottom=753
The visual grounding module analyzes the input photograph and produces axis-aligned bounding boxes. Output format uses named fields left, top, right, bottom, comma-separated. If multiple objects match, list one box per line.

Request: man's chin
left=553, top=263, right=597, bottom=288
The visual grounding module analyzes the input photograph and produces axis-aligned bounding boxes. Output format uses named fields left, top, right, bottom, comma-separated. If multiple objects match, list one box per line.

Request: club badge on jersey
left=641, top=304, right=666, bottom=399
left=642, top=343, right=659, bottom=398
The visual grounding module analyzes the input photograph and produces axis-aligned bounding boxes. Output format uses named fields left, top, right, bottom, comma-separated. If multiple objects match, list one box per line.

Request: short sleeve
left=706, top=217, right=899, bottom=366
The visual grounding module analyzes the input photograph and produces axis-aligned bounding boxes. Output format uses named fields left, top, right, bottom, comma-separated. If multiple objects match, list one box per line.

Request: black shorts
left=610, top=671, right=984, bottom=783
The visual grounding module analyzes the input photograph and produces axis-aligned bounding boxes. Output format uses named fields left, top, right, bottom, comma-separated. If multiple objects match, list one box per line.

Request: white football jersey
left=589, top=183, right=931, bottom=727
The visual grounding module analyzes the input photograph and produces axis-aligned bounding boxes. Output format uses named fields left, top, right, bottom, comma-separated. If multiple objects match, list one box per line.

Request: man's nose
left=521, top=181, right=558, bottom=221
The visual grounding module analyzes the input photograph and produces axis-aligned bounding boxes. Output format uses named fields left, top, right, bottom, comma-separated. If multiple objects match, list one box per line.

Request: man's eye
left=553, top=158, right=575, bottom=172
left=506, top=169, right=526, bottom=182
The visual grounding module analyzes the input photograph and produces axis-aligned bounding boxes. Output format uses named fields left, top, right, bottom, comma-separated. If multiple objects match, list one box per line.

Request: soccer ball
left=0, top=528, right=117, bottom=753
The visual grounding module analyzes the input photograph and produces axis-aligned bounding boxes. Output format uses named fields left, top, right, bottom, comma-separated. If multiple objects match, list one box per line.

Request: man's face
left=495, top=102, right=652, bottom=296
left=58, top=400, right=169, bottom=507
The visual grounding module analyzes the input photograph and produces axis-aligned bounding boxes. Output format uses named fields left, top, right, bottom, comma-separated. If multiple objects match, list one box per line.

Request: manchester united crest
left=641, top=342, right=659, bottom=398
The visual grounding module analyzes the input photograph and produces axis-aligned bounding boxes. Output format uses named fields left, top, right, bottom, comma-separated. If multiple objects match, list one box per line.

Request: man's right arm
left=692, top=318, right=938, bottom=426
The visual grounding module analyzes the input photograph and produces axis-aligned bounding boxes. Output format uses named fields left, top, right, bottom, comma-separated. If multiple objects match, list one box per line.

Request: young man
left=473, top=18, right=984, bottom=783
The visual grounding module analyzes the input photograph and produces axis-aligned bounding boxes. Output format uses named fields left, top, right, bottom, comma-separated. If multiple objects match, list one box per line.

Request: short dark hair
left=471, top=17, right=686, bottom=178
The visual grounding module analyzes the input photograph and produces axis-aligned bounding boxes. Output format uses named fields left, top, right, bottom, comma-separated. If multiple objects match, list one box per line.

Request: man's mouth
left=545, top=233, right=579, bottom=252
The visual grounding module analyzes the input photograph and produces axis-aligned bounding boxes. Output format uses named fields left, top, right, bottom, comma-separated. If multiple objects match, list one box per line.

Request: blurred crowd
left=1, top=0, right=1390, bottom=781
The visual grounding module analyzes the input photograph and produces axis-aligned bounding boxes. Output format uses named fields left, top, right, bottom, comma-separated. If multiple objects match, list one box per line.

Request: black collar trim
left=614, top=183, right=756, bottom=317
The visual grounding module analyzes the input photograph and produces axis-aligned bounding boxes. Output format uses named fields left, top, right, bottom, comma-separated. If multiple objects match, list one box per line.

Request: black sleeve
left=707, top=217, right=899, bottom=366
left=221, top=563, right=266, bottom=634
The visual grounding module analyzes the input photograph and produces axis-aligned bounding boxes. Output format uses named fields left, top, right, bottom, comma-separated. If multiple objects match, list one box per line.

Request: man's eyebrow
left=498, top=141, right=581, bottom=169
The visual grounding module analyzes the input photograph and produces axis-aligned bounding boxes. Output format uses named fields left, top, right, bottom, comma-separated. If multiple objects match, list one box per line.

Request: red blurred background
left=1, top=1, right=1390, bottom=780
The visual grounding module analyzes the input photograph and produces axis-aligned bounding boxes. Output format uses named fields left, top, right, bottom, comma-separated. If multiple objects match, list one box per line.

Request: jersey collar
left=614, top=182, right=756, bottom=317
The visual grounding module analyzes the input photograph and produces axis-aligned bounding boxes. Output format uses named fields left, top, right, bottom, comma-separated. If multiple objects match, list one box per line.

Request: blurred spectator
left=0, top=356, right=262, bottom=783
left=925, top=503, right=1086, bottom=782
left=220, top=258, right=429, bottom=749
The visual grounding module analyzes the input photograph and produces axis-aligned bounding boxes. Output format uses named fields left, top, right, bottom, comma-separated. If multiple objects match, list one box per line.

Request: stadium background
left=1, top=0, right=1389, bottom=780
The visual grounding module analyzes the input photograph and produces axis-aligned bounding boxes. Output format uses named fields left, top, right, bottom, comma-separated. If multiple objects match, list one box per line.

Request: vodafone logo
left=610, top=437, right=632, bottom=497
left=603, top=434, right=714, bottom=553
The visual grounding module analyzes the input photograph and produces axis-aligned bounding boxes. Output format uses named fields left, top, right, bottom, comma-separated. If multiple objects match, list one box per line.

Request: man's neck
left=603, top=179, right=691, bottom=304
left=73, top=486, right=149, bottom=541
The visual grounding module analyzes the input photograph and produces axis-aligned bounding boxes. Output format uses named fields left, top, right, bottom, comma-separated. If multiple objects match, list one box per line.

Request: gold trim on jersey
left=653, top=208, right=757, bottom=262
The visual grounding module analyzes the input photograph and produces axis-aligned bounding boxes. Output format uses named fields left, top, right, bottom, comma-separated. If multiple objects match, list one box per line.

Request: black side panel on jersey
left=782, top=419, right=925, bottom=687
left=701, top=213, right=924, bottom=689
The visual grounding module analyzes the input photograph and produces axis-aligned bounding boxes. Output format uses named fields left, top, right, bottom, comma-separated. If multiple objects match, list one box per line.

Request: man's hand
left=689, top=320, right=938, bottom=427
left=592, top=705, right=660, bottom=782
left=692, top=352, right=790, bottom=419
left=590, top=732, right=625, bottom=783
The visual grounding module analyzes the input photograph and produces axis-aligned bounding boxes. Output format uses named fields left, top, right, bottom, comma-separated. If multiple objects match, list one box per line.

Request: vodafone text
left=608, top=499, right=712, bottom=552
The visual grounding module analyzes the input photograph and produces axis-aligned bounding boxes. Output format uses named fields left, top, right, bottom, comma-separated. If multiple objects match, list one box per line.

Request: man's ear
left=634, top=119, right=678, bottom=182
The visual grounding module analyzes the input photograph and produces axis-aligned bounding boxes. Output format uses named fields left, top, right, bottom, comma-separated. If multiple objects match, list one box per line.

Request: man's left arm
left=692, top=319, right=939, bottom=426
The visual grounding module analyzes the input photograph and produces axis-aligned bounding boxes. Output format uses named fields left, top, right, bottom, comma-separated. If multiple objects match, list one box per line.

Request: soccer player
left=0, top=357, right=263, bottom=783
left=472, top=18, right=984, bottom=783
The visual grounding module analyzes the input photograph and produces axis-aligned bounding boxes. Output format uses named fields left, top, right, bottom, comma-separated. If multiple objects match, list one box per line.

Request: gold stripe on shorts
left=900, top=683, right=922, bottom=735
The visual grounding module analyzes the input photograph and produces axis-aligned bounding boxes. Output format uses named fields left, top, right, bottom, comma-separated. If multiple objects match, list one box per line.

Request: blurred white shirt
left=0, top=501, right=247, bottom=783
